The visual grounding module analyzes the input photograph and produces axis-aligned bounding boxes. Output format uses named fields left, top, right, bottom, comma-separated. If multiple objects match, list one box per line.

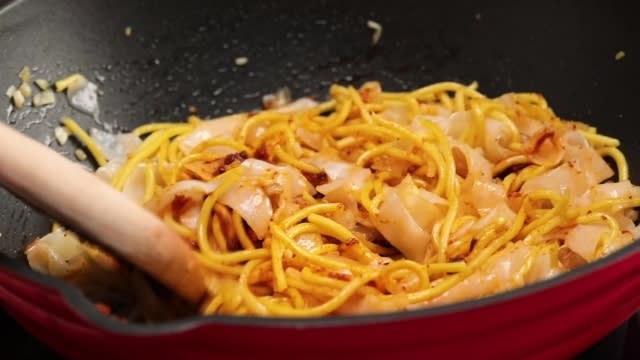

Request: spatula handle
left=0, top=123, right=206, bottom=303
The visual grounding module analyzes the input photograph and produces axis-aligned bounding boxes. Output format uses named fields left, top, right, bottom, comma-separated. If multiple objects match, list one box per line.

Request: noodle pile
left=27, top=81, right=640, bottom=318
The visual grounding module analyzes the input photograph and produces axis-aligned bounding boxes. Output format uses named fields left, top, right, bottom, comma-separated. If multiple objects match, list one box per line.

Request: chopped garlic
left=367, top=20, right=383, bottom=46
left=18, top=66, right=31, bottom=83
left=234, top=57, right=249, bottom=66
left=55, top=73, right=86, bottom=92
left=11, top=90, right=25, bottom=109
left=615, top=51, right=625, bottom=61
left=5, top=85, right=16, bottom=98
left=74, top=148, right=88, bottom=161
left=33, top=89, right=56, bottom=107
left=18, top=82, right=32, bottom=98
left=124, top=26, right=132, bottom=37
left=54, top=126, right=69, bottom=145
left=34, top=79, right=50, bottom=90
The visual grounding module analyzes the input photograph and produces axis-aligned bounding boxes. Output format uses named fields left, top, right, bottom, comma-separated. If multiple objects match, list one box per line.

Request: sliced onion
left=25, top=229, right=86, bottom=278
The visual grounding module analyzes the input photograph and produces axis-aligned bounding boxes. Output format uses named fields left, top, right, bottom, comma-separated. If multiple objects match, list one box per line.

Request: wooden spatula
left=0, top=123, right=206, bottom=303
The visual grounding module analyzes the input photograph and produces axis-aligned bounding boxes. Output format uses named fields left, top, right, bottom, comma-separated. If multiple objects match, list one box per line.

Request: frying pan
left=1, top=0, right=639, bottom=359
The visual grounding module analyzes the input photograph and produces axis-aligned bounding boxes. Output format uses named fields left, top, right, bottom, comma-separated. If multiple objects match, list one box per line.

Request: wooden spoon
left=0, top=123, right=206, bottom=303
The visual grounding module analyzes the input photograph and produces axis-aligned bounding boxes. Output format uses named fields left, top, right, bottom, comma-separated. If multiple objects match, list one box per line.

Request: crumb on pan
left=11, top=89, right=25, bottom=109
left=33, top=89, right=56, bottom=107
left=54, top=126, right=69, bottom=145
left=367, top=20, right=382, bottom=46
left=34, top=79, right=50, bottom=91
left=234, top=57, right=249, bottom=66
left=18, top=82, right=32, bottom=98
left=5, top=84, right=16, bottom=98
left=74, top=148, right=88, bottom=161
left=18, top=66, right=30, bottom=83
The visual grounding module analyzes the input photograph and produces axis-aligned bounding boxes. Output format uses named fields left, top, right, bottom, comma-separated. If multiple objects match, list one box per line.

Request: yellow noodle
left=163, top=210, right=196, bottom=240
left=232, top=211, right=255, bottom=250
left=142, top=160, right=155, bottom=203
left=62, top=117, right=107, bottom=166
left=598, top=147, right=629, bottom=181
left=274, top=145, right=322, bottom=173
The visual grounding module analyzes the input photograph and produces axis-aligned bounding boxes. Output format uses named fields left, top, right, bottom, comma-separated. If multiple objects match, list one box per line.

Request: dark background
left=1, top=0, right=639, bottom=358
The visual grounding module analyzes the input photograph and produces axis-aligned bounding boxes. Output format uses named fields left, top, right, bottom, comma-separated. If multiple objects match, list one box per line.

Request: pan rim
left=1, top=237, right=639, bottom=334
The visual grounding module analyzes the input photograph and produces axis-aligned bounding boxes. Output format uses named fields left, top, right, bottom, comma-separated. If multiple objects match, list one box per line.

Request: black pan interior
left=1, top=0, right=639, bottom=327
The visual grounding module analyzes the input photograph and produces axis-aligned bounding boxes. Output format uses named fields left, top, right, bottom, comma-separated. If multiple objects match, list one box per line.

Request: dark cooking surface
left=1, top=0, right=639, bottom=357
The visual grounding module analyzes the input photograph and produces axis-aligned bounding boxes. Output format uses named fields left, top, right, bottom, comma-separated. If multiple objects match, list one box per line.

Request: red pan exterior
left=1, top=245, right=639, bottom=360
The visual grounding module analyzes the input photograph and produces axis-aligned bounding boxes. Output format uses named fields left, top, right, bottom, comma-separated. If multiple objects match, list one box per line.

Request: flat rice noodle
left=603, top=232, right=635, bottom=256
left=565, top=224, right=609, bottom=262
left=96, top=162, right=146, bottom=203
left=524, top=250, right=561, bottom=284
left=295, top=126, right=323, bottom=151
left=219, top=159, right=312, bottom=239
left=418, top=107, right=453, bottom=137
left=395, top=175, right=446, bottom=230
left=145, top=179, right=223, bottom=214
left=451, top=141, right=493, bottom=180
left=482, top=118, right=518, bottom=162
left=561, top=131, right=614, bottom=184
left=219, top=184, right=272, bottom=239
left=469, top=179, right=508, bottom=216
left=525, top=127, right=565, bottom=167
left=179, top=203, right=202, bottom=231
left=424, top=243, right=531, bottom=306
left=612, top=210, right=636, bottom=232
left=313, top=155, right=372, bottom=195
left=496, top=94, right=545, bottom=137
left=273, top=98, right=318, bottom=113
left=521, top=163, right=590, bottom=198
left=179, top=114, right=248, bottom=154
left=432, top=111, right=473, bottom=140
left=471, top=203, right=517, bottom=233
left=379, top=105, right=411, bottom=126
left=570, top=180, right=640, bottom=215
left=240, top=159, right=312, bottom=196
left=336, top=293, right=409, bottom=315
left=371, top=185, right=438, bottom=262
left=590, top=180, right=640, bottom=202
